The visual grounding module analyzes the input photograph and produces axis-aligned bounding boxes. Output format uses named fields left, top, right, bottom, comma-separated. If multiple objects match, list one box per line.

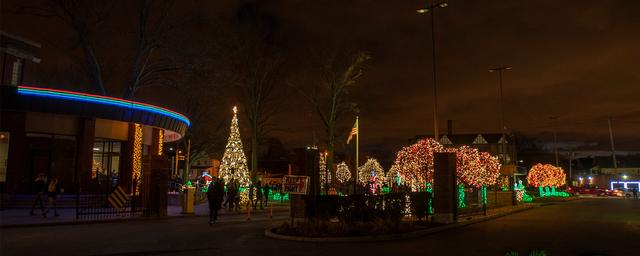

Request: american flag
left=346, top=119, right=358, bottom=144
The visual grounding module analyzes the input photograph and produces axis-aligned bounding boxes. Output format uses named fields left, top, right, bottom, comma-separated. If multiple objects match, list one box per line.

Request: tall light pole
left=489, top=66, right=512, bottom=165
left=608, top=118, right=618, bottom=172
left=568, top=151, right=574, bottom=186
left=417, top=1, right=448, bottom=141
left=549, top=116, right=559, bottom=166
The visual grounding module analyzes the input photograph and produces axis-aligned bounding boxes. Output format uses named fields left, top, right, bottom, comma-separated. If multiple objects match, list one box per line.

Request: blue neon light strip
left=17, top=86, right=190, bottom=126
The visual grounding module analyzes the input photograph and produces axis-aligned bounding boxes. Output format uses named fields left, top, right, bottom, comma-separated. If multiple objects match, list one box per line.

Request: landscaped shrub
left=409, top=191, right=431, bottom=220
left=307, top=193, right=408, bottom=224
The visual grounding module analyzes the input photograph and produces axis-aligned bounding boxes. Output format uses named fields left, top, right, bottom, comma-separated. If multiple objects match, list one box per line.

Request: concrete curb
left=264, top=205, right=538, bottom=243
left=168, top=208, right=289, bottom=218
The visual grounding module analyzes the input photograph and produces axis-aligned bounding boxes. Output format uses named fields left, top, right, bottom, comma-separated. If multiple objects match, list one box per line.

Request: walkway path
left=2, top=198, right=638, bottom=255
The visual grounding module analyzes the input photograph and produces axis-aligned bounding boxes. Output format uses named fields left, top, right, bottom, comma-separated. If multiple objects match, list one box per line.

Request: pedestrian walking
left=255, top=181, right=263, bottom=210
left=222, top=179, right=229, bottom=209
left=30, top=173, right=47, bottom=216
left=226, top=179, right=237, bottom=211
left=233, top=179, right=241, bottom=211
left=248, top=183, right=255, bottom=209
left=43, top=177, right=62, bottom=217
left=207, top=178, right=224, bottom=225
left=633, top=188, right=638, bottom=199
left=262, top=182, right=270, bottom=206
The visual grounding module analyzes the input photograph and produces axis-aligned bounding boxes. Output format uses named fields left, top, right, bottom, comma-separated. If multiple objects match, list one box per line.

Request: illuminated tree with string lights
left=357, top=158, right=385, bottom=193
left=527, top=163, right=566, bottom=197
left=335, top=162, right=351, bottom=183
left=386, top=165, right=402, bottom=187
left=319, top=152, right=331, bottom=190
left=394, top=138, right=444, bottom=191
left=455, top=146, right=501, bottom=188
left=394, top=139, right=501, bottom=192
left=218, top=106, right=250, bottom=187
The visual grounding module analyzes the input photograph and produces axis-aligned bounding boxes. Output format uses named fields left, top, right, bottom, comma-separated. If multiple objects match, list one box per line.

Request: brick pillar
left=75, top=118, right=95, bottom=192
left=142, top=155, right=170, bottom=217
left=3, top=112, right=27, bottom=193
left=150, top=128, right=163, bottom=157
left=433, top=152, right=457, bottom=223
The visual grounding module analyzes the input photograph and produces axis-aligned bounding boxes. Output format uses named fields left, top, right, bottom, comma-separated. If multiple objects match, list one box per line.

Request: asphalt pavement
left=1, top=198, right=638, bottom=256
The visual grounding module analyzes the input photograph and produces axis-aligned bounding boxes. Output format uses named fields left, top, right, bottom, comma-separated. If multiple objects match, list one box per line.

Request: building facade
left=0, top=32, right=189, bottom=217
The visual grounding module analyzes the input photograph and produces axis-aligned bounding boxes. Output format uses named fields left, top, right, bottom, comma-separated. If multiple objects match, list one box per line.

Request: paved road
left=1, top=198, right=638, bottom=256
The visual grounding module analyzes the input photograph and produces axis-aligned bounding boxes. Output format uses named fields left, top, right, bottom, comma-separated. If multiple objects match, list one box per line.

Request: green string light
left=482, top=186, right=487, bottom=205
left=458, top=184, right=466, bottom=208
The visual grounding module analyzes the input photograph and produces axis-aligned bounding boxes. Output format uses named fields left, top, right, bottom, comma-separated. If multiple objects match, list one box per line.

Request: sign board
left=108, top=185, right=130, bottom=209
left=282, top=175, right=310, bottom=195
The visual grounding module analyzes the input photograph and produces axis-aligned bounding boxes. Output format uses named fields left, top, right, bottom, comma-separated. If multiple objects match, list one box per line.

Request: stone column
left=2, top=112, right=27, bottom=193
left=433, top=152, right=457, bottom=223
left=75, top=118, right=95, bottom=192
left=142, top=155, right=170, bottom=217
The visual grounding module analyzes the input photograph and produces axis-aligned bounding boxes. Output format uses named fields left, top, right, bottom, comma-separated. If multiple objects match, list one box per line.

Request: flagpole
left=354, top=116, right=359, bottom=195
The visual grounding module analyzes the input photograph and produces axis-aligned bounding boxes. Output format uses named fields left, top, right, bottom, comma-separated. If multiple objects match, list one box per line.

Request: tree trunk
left=327, top=122, right=335, bottom=179
left=82, top=43, right=106, bottom=95
left=251, top=117, right=258, bottom=179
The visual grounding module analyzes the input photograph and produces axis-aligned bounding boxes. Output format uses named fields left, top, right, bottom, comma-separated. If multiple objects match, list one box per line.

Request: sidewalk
left=0, top=202, right=290, bottom=228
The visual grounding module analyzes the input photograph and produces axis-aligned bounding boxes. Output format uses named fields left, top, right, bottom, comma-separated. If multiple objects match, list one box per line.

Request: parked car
left=567, top=186, right=607, bottom=196
left=607, top=188, right=625, bottom=197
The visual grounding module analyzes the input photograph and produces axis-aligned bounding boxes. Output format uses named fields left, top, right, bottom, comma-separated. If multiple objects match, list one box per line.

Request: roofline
left=0, top=31, right=42, bottom=48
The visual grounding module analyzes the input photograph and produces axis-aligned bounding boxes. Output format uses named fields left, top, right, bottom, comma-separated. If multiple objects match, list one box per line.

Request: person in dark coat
left=255, top=181, right=263, bottom=210
left=226, top=178, right=237, bottom=211
left=262, top=182, right=270, bottom=206
left=207, top=178, right=224, bottom=225
left=30, top=173, right=47, bottom=216
left=248, top=183, right=255, bottom=209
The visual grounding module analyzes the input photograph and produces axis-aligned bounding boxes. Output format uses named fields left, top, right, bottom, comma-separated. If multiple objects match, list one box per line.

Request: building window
left=92, top=139, right=121, bottom=188
left=10, top=59, right=23, bottom=85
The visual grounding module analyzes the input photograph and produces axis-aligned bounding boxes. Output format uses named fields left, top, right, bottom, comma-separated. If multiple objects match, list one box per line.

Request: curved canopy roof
left=1, top=85, right=189, bottom=141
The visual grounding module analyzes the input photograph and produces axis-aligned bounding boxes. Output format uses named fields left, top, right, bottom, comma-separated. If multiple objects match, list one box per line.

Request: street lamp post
left=417, top=1, right=448, bottom=141
left=489, top=66, right=512, bottom=205
left=549, top=116, right=560, bottom=166
left=608, top=118, right=618, bottom=174
left=489, top=66, right=512, bottom=165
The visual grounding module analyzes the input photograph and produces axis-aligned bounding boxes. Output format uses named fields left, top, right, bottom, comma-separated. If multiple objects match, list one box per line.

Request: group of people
left=205, top=178, right=273, bottom=225
left=248, top=181, right=270, bottom=210
left=30, top=173, right=63, bottom=217
left=221, top=178, right=241, bottom=211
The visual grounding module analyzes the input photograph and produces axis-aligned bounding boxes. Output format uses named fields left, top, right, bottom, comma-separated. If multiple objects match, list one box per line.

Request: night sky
left=3, top=0, right=639, bottom=155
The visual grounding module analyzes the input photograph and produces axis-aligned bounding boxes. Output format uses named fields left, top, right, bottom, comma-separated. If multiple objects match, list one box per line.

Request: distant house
left=413, top=121, right=517, bottom=167
left=573, top=155, right=640, bottom=190
left=189, top=157, right=220, bottom=179
left=414, top=132, right=518, bottom=177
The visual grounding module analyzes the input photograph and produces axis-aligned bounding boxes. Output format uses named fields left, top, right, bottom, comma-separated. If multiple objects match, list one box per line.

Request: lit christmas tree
left=218, top=106, right=251, bottom=187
